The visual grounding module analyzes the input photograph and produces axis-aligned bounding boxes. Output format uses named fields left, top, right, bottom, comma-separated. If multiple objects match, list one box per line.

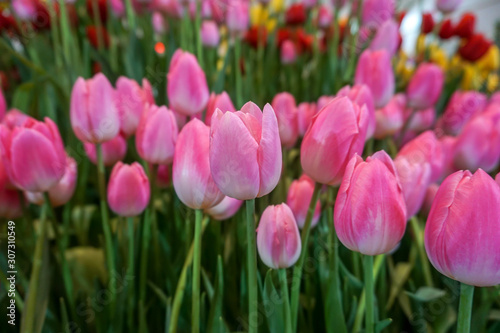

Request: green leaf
left=262, top=270, right=285, bottom=333
left=207, top=256, right=226, bottom=332
left=406, top=287, right=447, bottom=303
left=375, top=318, right=393, bottom=332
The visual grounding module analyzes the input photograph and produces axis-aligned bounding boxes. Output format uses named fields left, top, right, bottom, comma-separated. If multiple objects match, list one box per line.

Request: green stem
left=127, top=217, right=135, bottom=331
left=124, top=0, right=136, bottom=31
left=246, top=198, right=258, bottom=333
left=234, top=38, right=243, bottom=107
left=410, top=216, right=434, bottom=287
left=363, top=255, right=374, bottom=333
left=91, top=0, right=105, bottom=51
left=344, top=0, right=364, bottom=82
left=192, top=209, right=203, bottom=333
left=279, top=269, right=292, bottom=333
left=457, top=283, right=474, bottom=333
left=290, top=182, right=322, bottom=331
left=22, top=195, right=49, bottom=333
left=96, top=143, right=116, bottom=317
left=194, top=0, right=204, bottom=70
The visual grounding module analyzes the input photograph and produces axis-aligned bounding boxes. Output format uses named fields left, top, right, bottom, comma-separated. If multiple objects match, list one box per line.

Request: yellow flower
left=487, top=73, right=499, bottom=92
left=476, top=45, right=499, bottom=72
left=416, top=34, right=426, bottom=55
left=460, top=63, right=485, bottom=90
left=250, top=3, right=278, bottom=32
left=270, top=0, right=285, bottom=13
left=429, top=44, right=448, bottom=70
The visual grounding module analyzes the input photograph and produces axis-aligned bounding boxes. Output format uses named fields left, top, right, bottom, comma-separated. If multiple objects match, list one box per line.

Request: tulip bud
left=337, top=84, right=376, bottom=139
left=2, top=109, right=33, bottom=128
left=285, top=4, right=307, bottom=26
left=70, top=73, right=119, bottom=143
left=354, top=49, right=395, bottom=108
left=406, top=63, right=444, bottom=110
left=374, top=94, right=405, bottom=139
left=458, top=33, right=492, bottom=62
left=12, top=0, right=37, bottom=20
left=205, top=92, right=236, bottom=127
left=280, top=40, right=298, bottom=65
left=136, top=104, right=178, bottom=165
left=425, top=169, right=500, bottom=287
left=205, top=196, right=243, bottom=221
left=438, top=91, right=487, bottom=135
left=317, top=5, right=333, bottom=28
left=405, top=107, right=436, bottom=133
left=271, top=92, right=299, bottom=148
left=438, top=19, right=454, bottom=39
left=108, top=162, right=150, bottom=217
left=286, top=175, right=321, bottom=229
left=173, top=119, right=224, bottom=209
left=421, top=183, right=439, bottom=216
left=84, top=134, right=127, bottom=166
left=297, top=102, right=317, bottom=136
left=454, top=12, right=475, bottom=39
left=437, top=0, right=462, bottom=13
left=226, top=1, right=249, bottom=33
left=257, top=203, right=302, bottom=269
left=361, top=0, right=395, bottom=27
left=200, top=20, right=220, bottom=47
left=369, top=19, right=399, bottom=56
left=152, top=12, right=168, bottom=34
left=167, top=50, right=209, bottom=116
left=394, top=156, right=431, bottom=218
left=301, top=97, right=369, bottom=185
left=421, top=13, right=434, bottom=34
left=210, top=102, right=282, bottom=200
left=0, top=118, right=66, bottom=192
left=0, top=159, right=21, bottom=218
left=109, top=0, right=125, bottom=17
left=439, top=135, right=457, bottom=180
left=334, top=151, right=407, bottom=255
left=116, top=77, right=154, bottom=137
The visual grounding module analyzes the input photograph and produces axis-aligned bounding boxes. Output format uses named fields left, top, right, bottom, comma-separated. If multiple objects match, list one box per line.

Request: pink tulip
left=438, top=91, right=487, bottom=135
left=0, top=117, right=66, bottom=192
left=205, top=92, right=236, bottom=127
left=152, top=12, right=168, bottom=34
left=205, top=196, right=243, bottom=220
left=2, top=109, right=32, bottom=128
left=167, top=50, right=209, bottom=116
left=398, top=131, right=444, bottom=183
left=226, top=1, right=249, bottom=33
left=281, top=40, right=298, bottom=65
left=369, top=19, right=399, bottom=56
left=405, top=107, right=436, bottom=133
left=317, top=95, right=335, bottom=110
left=361, top=0, right=395, bottom=27
left=301, top=97, right=369, bottom=185
left=84, top=134, right=127, bottom=166
left=116, top=77, right=155, bottom=137
left=297, top=102, right=317, bottom=136
left=136, top=104, right=178, bottom=165
left=425, top=169, right=500, bottom=286
left=108, top=162, right=150, bottom=217
left=394, top=156, right=431, bottom=218
left=12, top=0, right=37, bottom=20
left=271, top=92, right=299, bottom=148
left=256, top=204, right=302, bottom=269
left=173, top=119, right=224, bottom=209
left=286, top=174, right=321, bottom=229
left=0, top=159, right=21, bottom=219
left=110, top=0, right=125, bottom=17
left=210, top=102, right=282, bottom=200
left=490, top=91, right=500, bottom=106
left=317, top=5, right=333, bottom=28
left=354, top=49, right=395, bottom=108
left=439, top=135, right=457, bottom=179
left=421, top=183, right=439, bottom=216
left=437, top=0, right=462, bottom=13
left=374, top=94, right=405, bottom=139
left=150, top=0, right=184, bottom=18
left=70, top=73, right=120, bottom=143
left=0, top=89, right=5, bottom=121
left=406, top=63, right=444, bottom=110
left=334, top=151, right=407, bottom=255
left=156, top=164, right=171, bottom=189
left=337, top=84, right=376, bottom=138
left=200, top=20, right=220, bottom=47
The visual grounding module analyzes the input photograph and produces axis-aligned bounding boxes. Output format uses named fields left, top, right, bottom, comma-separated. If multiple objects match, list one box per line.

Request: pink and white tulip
left=271, top=92, right=299, bottom=148
left=84, top=134, right=127, bottom=167
left=286, top=174, right=321, bottom=229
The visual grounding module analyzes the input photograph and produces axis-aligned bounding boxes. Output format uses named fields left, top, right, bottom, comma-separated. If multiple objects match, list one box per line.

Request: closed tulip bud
left=226, top=1, right=249, bottom=33
left=398, top=131, right=444, bottom=183
left=285, top=4, right=307, bottom=26
left=167, top=50, right=209, bottom=116
left=406, top=63, right=444, bottom=110
left=271, top=92, right=299, bottom=148
left=438, top=19, right=454, bottom=39
left=437, top=0, right=462, bottom=12
left=317, top=5, right=333, bottom=28
left=301, top=97, right=369, bottom=185
left=200, top=20, right=220, bottom=47
left=156, top=164, right=171, bottom=189
left=0, top=118, right=66, bottom=192
left=2, top=109, right=33, bottom=128
left=210, top=102, right=281, bottom=200
left=136, top=104, right=178, bottom=165
left=70, top=73, right=119, bottom=143
left=454, top=12, right=475, bottom=39
left=286, top=174, right=321, bottom=229
left=425, top=169, right=500, bottom=286
left=116, top=77, right=154, bottom=137
left=152, top=12, right=168, bottom=34
left=173, top=119, right=224, bottom=209
left=458, top=33, right=492, bottom=62
left=297, top=102, right=317, bottom=136
left=84, top=134, right=127, bottom=166
left=257, top=204, right=302, bottom=269
left=374, top=94, right=405, bottom=139
left=439, top=135, right=457, bottom=179
left=421, top=13, right=434, bottom=34
left=394, top=156, right=431, bottom=218
left=280, top=40, right=298, bottom=65
left=406, top=107, right=436, bottom=133
left=0, top=88, right=5, bottom=121
left=337, top=84, right=376, bottom=139
left=354, top=49, right=395, bottom=108
left=369, top=19, right=399, bottom=56
left=205, top=196, right=243, bottom=221
left=334, top=151, right=407, bottom=255
left=205, top=92, right=236, bottom=127
left=108, top=162, right=150, bottom=217
left=361, top=0, right=395, bottom=27
left=421, top=183, right=439, bottom=216
left=438, top=91, right=487, bottom=135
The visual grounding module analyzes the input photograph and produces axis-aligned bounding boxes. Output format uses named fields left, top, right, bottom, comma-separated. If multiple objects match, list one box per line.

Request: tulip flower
left=317, top=95, right=335, bottom=110
left=136, top=104, right=178, bottom=165
left=438, top=91, right=486, bottom=135
left=226, top=1, right=249, bottom=33
left=361, top=0, right=395, bottom=27
left=205, top=92, right=235, bottom=127
left=205, top=196, right=243, bottom=221
left=438, top=19, right=454, bottom=39
left=406, top=63, right=444, bottom=110
left=454, top=12, right=475, bottom=39
left=374, top=94, right=405, bottom=139
left=281, top=40, right=298, bottom=65
left=109, top=0, right=124, bottom=17
left=425, top=169, right=500, bottom=287
left=285, top=4, right=307, bottom=26
left=167, top=50, right=209, bottom=116
left=354, top=49, right=395, bottom=108
left=405, top=107, right=435, bottom=133
left=439, top=135, right=457, bottom=180
left=12, top=0, right=38, bottom=20
left=394, top=156, right=431, bottom=218
left=459, top=33, right=492, bottom=62
left=84, top=134, right=127, bottom=166
left=301, top=97, right=369, bottom=185
left=210, top=102, right=282, bottom=200
left=156, top=164, right=171, bottom=189
left=337, top=84, right=376, bottom=138
left=2, top=109, right=33, bottom=128
left=334, top=151, right=407, bottom=255
left=256, top=203, right=302, bottom=269
left=70, top=73, right=119, bottom=143
left=116, top=77, right=155, bottom=137
left=297, top=102, right=317, bottom=136
left=0, top=117, right=66, bottom=192
left=421, top=183, right=439, bottom=216
left=271, top=92, right=299, bottom=148
left=173, top=119, right=224, bottom=209
left=286, top=175, right=321, bottom=229
left=437, top=0, right=462, bottom=12
left=152, top=12, right=167, bottom=34
left=369, top=19, right=399, bottom=56
left=86, top=26, right=111, bottom=49
left=200, top=20, right=220, bottom=47
left=421, top=13, right=434, bottom=34
left=317, top=5, right=333, bottom=28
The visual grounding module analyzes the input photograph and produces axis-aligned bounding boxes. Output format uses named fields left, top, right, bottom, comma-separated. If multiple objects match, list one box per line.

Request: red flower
left=0, top=11, right=20, bottom=36
left=454, top=12, right=475, bottom=39
left=244, top=26, right=268, bottom=49
left=421, top=13, right=434, bottom=34
left=296, top=28, right=314, bottom=53
left=285, top=4, right=307, bottom=26
left=277, top=28, right=292, bottom=47
left=86, top=0, right=108, bottom=24
left=459, top=33, right=491, bottom=62
left=86, top=26, right=111, bottom=49
left=438, top=19, right=454, bottom=39
left=31, top=0, right=51, bottom=31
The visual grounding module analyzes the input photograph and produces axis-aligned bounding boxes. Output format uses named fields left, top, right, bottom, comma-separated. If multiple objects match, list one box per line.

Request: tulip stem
left=279, top=269, right=292, bottom=333
left=96, top=143, right=116, bottom=317
left=192, top=209, right=203, bottom=333
left=363, top=255, right=375, bottom=333
left=194, top=0, right=204, bottom=70
left=234, top=38, right=243, bottom=107
left=127, top=217, right=135, bottom=331
left=290, top=182, right=322, bottom=331
left=457, top=283, right=474, bottom=333
left=124, top=0, right=136, bottom=31
left=246, top=198, right=258, bottom=333
left=410, top=216, right=434, bottom=287
left=23, top=196, right=49, bottom=333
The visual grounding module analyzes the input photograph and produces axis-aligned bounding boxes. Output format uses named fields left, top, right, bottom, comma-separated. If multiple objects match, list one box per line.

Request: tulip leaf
left=262, top=270, right=285, bottom=333
left=207, top=256, right=228, bottom=332
left=375, top=318, right=393, bottom=332
left=406, top=287, right=446, bottom=303
left=339, top=260, right=364, bottom=290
